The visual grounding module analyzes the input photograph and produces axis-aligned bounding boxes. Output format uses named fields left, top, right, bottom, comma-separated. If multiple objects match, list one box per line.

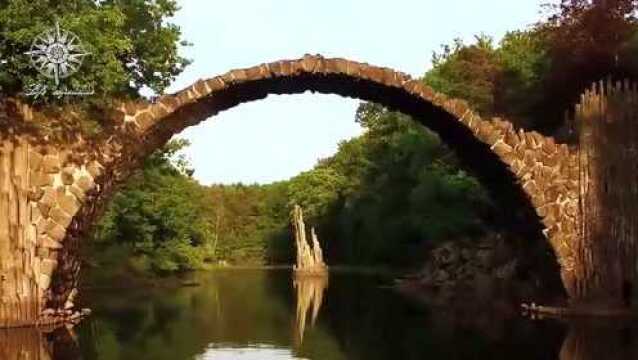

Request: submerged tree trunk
left=291, top=205, right=327, bottom=276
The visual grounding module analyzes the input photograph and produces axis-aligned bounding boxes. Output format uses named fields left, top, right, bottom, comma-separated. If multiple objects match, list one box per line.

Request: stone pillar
left=567, top=79, right=638, bottom=309
left=0, top=137, right=41, bottom=327
left=0, top=133, right=101, bottom=327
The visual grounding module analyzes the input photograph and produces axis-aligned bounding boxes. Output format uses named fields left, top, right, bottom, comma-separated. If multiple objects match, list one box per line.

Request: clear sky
left=168, top=0, right=546, bottom=185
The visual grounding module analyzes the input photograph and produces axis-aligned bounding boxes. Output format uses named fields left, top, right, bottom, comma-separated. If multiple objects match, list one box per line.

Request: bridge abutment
left=0, top=101, right=107, bottom=326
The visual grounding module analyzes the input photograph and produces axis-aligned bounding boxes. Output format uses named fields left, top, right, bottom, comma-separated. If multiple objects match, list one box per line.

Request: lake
left=2, top=268, right=638, bottom=359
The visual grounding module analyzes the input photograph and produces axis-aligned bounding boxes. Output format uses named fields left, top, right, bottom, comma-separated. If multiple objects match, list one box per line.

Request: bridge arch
left=116, top=54, right=577, bottom=253
left=0, top=55, right=580, bottom=326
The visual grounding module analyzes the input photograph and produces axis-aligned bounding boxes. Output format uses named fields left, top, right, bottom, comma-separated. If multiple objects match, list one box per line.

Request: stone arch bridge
left=0, top=54, right=596, bottom=327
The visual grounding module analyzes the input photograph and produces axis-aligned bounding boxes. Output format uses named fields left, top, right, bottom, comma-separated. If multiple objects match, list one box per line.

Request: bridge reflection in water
left=293, top=276, right=328, bottom=346
left=0, top=326, right=80, bottom=360
left=558, top=320, right=638, bottom=360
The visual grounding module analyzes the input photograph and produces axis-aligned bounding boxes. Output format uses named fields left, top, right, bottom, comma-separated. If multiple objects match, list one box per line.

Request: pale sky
left=168, top=1, right=546, bottom=185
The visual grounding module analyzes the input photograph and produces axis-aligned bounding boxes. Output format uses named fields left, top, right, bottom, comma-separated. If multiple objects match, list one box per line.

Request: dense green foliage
left=424, top=1, right=638, bottom=132
left=91, top=139, right=215, bottom=274
left=289, top=104, right=489, bottom=265
left=0, top=0, right=189, bottom=102
left=91, top=105, right=490, bottom=274
left=90, top=140, right=292, bottom=275
left=424, top=33, right=549, bottom=130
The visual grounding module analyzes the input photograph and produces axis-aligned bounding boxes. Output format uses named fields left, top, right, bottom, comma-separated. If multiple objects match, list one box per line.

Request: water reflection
left=198, top=345, right=308, bottom=360
left=0, top=326, right=80, bottom=360
left=1, top=270, right=638, bottom=360
left=559, top=320, right=638, bottom=360
left=293, top=276, right=328, bottom=346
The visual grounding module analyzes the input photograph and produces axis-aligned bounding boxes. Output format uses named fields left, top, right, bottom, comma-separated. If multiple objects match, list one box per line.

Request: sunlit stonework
left=25, top=22, right=89, bottom=85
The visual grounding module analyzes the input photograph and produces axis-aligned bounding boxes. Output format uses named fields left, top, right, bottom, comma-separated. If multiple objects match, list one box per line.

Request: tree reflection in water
left=293, top=276, right=328, bottom=346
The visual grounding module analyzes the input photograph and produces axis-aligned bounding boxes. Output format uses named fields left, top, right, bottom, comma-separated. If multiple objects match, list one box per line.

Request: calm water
left=3, top=269, right=638, bottom=359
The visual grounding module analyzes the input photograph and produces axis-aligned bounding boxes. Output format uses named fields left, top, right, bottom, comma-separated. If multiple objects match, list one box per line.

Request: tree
left=495, top=31, right=550, bottom=128
left=424, top=35, right=502, bottom=116
left=0, top=0, right=189, bottom=103
left=535, top=0, right=638, bottom=131
left=92, top=139, right=213, bottom=274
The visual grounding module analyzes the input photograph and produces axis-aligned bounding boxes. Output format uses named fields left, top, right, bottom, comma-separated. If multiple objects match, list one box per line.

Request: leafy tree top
left=0, top=0, right=190, bottom=104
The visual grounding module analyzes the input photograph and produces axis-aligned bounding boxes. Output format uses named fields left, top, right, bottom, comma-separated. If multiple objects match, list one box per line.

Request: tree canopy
left=424, top=0, right=638, bottom=132
left=0, top=0, right=189, bottom=103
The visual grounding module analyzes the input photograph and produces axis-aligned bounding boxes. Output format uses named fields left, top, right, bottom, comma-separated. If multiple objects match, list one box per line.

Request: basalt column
left=0, top=129, right=105, bottom=327
left=569, top=79, right=638, bottom=309
left=0, top=137, right=41, bottom=327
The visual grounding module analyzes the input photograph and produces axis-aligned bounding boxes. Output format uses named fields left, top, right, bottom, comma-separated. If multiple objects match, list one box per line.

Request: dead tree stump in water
left=291, top=205, right=328, bottom=276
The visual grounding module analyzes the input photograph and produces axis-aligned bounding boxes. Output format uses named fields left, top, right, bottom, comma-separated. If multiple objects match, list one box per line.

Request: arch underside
left=130, top=56, right=578, bottom=252
left=150, top=72, right=547, bottom=237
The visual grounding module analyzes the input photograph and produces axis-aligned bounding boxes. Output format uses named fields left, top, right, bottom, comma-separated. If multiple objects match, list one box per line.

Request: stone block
left=367, top=67, right=386, bottom=84
left=31, top=204, right=43, bottom=223
left=403, top=80, right=422, bottom=95
left=46, top=222, right=66, bottom=242
left=301, top=55, right=319, bottom=72
left=40, top=259, right=58, bottom=275
left=159, top=95, right=180, bottom=111
left=485, top=130, right=503, bottom=144
left=68, top=185, right=86, bottom=201
left=150, top=103, right=169, bottom=118
left=28, top=188, right=45, bottom=201
left=49, top=207, right=72, bottom=228
left=36, top=246, right=49, bottom=259
left=476, top=121, right=494, bottom=141
left=39, top=274, right=51, bottom=290
left=268, top=61, right=283, bottom=76
left=491, top=141, right=513, bottom=157
left=41, top=155, right=61, bottom=173
left=29, top=151, right=43, bottom=171
left=333, top=58, right=349, bottom=75
left=31, top=171, right=53, bottom=187
left=40, top=235, right=62, bottom=249
left=86, top=161, right=102, bottom=178
left=229, top=69, right=248, bottom=83
left=40, top=188, right=57, bottom=207
left=61, top=167, right=75, bottom=185
left=108, top=109, right=126, bottom=124
left=206, top=77, right=226, bottom=92
left=345, top=60, right=359, bottom=76
left=244, top=65, right=262, bottom=80
left=124, top=101, right=139, bottom=116
left=36, top=217, right=49, bottom=234
left=76, top=176, right=94, bottom=192
left=135, top=112, right=155, bottom=131
left=58, top=194, right=80, bottom=215
left=193, top=80, right=209, bottom=96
